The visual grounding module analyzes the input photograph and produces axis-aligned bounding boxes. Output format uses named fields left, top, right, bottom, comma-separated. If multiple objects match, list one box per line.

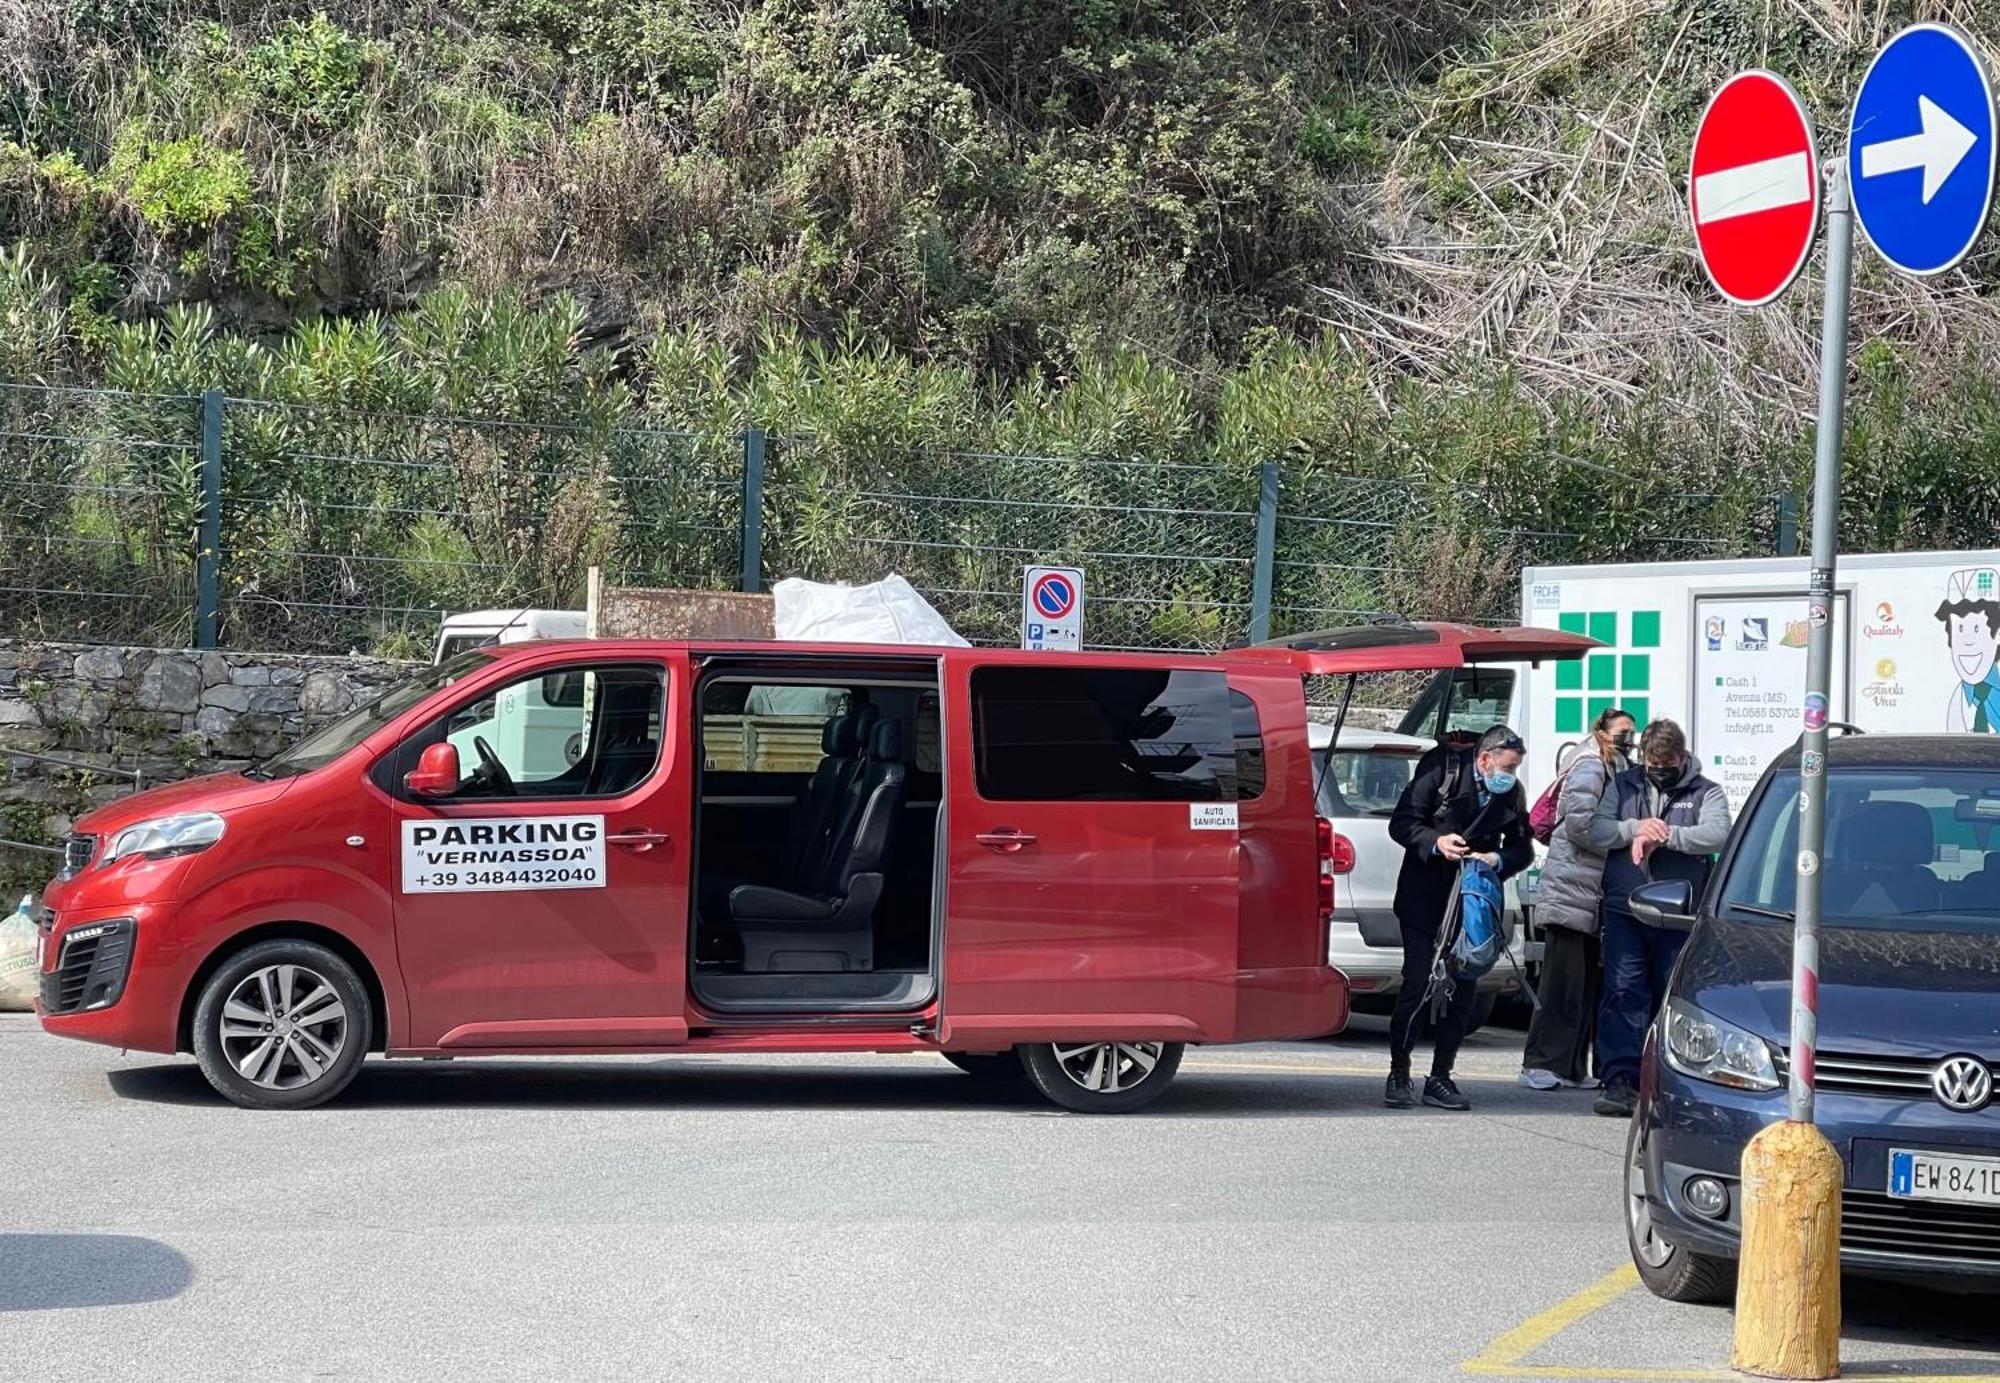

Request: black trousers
left=1521, top=925, right=1601, bottom=1084
left=1388, top=917, right=1480, bottom=1080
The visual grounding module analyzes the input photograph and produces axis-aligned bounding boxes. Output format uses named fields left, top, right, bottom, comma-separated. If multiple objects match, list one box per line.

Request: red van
left=34, top=624, right=1591, bottom=1112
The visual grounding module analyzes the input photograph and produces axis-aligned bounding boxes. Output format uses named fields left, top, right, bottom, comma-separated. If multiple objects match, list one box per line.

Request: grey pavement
left=3, top=1013, right=1996, bottom=1382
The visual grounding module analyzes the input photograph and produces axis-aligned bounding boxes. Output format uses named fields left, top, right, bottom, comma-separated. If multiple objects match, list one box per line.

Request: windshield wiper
left=1726, top=903, right=1795, bottom=922
left=240, top=764, right=274, bottom=780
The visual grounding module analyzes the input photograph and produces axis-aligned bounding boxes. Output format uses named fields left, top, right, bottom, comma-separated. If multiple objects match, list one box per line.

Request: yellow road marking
left=1183, top=1059, right=1523, bottom=1085
left=1462, top=1265, right=1649, bottom=1376
left=1459, top=1263, right=2000, bottom=1382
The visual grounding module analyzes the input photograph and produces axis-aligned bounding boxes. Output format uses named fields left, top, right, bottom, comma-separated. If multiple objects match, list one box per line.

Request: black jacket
left=1387, top=744, right=1533, bottom=932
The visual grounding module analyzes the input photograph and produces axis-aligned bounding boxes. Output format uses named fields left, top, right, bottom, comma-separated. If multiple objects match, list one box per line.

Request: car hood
left=1679, top=913, right=2000, bottom=1056
left=74, top=771, right=296, bottom=839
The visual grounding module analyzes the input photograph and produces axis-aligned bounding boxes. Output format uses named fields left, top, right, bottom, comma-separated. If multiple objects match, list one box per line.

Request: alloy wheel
left=1626, top=1135, right=1675, bottom=1269
left=218, top=963, right=349, bottom=1091
left=1050, top=1041, right=1164, bottom=1094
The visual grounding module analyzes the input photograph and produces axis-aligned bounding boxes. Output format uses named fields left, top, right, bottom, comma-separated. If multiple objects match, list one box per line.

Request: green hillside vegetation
left=1, top=0, right=1998, bottom=614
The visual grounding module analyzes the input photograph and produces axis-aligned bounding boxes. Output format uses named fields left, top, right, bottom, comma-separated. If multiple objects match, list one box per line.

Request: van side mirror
left=405, top=742, right=461, bottom=798
left=1629, top=879, right=1696, bottom=927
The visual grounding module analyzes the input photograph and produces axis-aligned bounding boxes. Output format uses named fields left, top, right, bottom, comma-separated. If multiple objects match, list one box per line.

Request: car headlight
left=1663, top=996, right=1781, bottom=1092
left=99, top=812, right=226, bottom=867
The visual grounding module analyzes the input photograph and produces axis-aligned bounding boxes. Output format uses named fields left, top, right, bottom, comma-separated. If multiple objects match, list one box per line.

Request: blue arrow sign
left=1849, top=23, right=1997, bottom=276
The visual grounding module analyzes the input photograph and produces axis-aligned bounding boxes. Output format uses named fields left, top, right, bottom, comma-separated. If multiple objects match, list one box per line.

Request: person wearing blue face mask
left=1385, top=723, right=1534, bottom=1111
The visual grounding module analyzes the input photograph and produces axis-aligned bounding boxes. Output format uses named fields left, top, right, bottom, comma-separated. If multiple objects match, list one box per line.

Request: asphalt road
left=4, top=1013, right=1997, bottom=1382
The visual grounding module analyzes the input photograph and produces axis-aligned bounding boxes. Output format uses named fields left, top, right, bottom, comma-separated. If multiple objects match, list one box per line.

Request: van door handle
left=976, top=829, right=1037, bottom=854
left=607, top=829, right=669, bottom=852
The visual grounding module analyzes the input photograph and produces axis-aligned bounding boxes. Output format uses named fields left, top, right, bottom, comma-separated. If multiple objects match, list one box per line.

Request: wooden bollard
left=1731, top=1119, right=1843, bottom=1379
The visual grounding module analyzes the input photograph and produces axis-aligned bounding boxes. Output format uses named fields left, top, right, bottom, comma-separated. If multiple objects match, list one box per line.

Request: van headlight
left=1663, top=996, right=1781, bottom=1092
left=99, top=812, right=226, bottom=867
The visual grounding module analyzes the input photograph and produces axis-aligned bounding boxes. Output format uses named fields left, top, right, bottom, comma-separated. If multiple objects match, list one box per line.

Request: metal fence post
left=739, top=427, right=768, bottom=594
left=1248, top=461, right=1279, bottom=644
left=195, top=390, right=223, bottom=649
left=1776, top=491, right=1801, bottom=558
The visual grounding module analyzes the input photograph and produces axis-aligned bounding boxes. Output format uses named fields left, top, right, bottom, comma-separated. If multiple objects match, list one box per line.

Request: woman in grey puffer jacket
left=1518, top=707, right=1635, bottom=1091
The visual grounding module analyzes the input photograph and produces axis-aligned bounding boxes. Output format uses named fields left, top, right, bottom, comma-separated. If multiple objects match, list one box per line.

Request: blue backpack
left=1448, top=860, right=1507, bottom=981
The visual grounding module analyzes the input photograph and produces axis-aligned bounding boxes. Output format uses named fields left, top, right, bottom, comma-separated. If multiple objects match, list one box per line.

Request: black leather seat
left=1824, top=801, right=1941, bottom=916
left=698, top=705, right=871, bottom=928
left=731, top=717, right=907, bottom=972
left=586, top=679, right=665, bottom=795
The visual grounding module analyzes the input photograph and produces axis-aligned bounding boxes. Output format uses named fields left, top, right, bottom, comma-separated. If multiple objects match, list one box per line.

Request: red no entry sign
left=1689, top=71, right=1820, bottom=306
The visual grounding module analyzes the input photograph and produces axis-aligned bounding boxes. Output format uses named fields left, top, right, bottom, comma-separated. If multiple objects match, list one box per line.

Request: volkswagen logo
left=1932, top=1056, right=1994, bottom=1113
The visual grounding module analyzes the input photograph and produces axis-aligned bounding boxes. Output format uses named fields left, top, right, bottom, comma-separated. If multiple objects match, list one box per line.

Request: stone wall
left=0, top=640, right=416, bottom=888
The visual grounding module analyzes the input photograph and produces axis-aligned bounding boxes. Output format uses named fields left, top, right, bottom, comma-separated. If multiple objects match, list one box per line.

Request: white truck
left=434, top=609, right=591, bottom=780
left=1515, top=549, right=2000, bottom=814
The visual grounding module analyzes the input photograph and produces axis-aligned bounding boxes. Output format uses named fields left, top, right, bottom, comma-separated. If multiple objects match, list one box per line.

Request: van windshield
left=249, top=651, right=492, bottom=780
left=1720, top=768, right=2000, bottom=930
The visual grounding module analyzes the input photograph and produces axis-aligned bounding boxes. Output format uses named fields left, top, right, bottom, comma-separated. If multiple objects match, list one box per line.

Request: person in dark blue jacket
left=1586, top=718, right=1731, bottom=1117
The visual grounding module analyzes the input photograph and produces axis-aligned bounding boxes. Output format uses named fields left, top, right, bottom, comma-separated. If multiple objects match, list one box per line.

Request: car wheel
left=1019, top=1040, right=1184, bottom=1113
left=192, top=940, right=371, bottom=1110
left=943, top=1050, right=1024, bottom=1080
left=1625, top=1120, right=1736, bottom=1304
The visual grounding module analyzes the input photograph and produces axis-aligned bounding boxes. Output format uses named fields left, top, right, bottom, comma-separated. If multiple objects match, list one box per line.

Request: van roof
left=458, top=620, right=1597, bottom=673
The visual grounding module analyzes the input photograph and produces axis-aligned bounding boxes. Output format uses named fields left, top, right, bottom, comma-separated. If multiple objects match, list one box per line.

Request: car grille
left=61, top=834, right=95, bottom=878
left=39, top=920, right=134, bottom=1015
left=1843, top=1189, right=2000, bottom=1266
left=1776, top=1050, right=1965, bottom=1100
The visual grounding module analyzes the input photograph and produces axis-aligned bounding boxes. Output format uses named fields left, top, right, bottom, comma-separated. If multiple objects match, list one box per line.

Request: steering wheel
left=472, top=736, right=517, bottom=796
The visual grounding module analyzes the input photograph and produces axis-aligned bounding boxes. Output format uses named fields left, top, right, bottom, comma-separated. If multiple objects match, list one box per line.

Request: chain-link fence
left=0, top=383, right=202, bottom=647
left=218, top=399, right=739, bottom=655
left=0, top=382, right=1800, bottom=657
left=762, top=439, right=1259, bottom=650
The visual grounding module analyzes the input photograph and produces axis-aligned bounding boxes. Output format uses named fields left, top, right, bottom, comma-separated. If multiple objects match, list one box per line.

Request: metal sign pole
left=1791, top=159, right=1853, bottom=1126
left=1731, top=157, right=1851, bottom=1383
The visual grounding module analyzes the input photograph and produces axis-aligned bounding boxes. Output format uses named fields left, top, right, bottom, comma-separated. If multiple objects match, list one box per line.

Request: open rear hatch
left=1224, top=619, right=1601, bottom=743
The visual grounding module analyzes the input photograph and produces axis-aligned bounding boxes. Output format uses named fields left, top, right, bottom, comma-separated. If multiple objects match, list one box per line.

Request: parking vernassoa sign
left=1022, top=565, right=1084, bottom=651
left=400, top=815, right=607, bottom=893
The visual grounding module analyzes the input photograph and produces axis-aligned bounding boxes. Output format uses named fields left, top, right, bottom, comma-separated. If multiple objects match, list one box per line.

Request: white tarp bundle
left=0, top=896, right=38, bottom=1011
left=771, top=575, right=970, bottom=647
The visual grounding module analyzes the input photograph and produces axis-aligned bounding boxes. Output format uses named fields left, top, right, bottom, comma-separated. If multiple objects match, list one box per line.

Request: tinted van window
left=1229, top=690, right=1265, bottom=801
left=973, top=667, right=1244, bottom=802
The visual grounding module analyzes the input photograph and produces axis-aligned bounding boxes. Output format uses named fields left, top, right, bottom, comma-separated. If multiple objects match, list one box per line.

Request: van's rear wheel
left=1020, top=1040, right=1183, bottom=1113
left=943, top=1050, right=1023, bottom=1080
left=191, top=940, right=370, bottom=1110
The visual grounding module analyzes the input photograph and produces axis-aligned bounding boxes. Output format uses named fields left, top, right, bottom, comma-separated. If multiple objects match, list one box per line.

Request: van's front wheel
left=1020, top=1040, right=1183, bottom=1113
left=191, top=940, right=371, bottom=1110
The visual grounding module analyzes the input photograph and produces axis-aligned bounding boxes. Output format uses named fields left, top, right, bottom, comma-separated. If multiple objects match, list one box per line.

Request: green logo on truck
left=1554, top=610, right=1658, bottom=733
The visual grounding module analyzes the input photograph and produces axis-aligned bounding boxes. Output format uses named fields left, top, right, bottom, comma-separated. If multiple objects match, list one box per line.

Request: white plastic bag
left=0, top=895, right=38, bottom=1011
left=771, top=575, right=970, bottom=646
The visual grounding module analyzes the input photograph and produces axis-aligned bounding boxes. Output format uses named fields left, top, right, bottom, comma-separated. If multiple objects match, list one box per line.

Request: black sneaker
left=1594, top=1082, right=1638, bottom=1119
left=1384, top=1074, right=1417, bottom=1108
left=1423, top=1076, right=1471, bottom=1111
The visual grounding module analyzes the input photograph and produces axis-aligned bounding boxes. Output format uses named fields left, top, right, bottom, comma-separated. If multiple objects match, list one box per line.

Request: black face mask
left=1646, top=763, right=1680, bottom=791
left=1611, top=733, right=1635, bottom=753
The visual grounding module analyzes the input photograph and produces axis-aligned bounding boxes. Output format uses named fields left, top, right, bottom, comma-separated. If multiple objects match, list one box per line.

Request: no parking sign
left=1022, top=566, right=1084, bottom=651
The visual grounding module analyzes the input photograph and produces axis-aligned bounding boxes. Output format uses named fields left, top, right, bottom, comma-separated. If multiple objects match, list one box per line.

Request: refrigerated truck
left=1516, top=549, right=2000, bottom=814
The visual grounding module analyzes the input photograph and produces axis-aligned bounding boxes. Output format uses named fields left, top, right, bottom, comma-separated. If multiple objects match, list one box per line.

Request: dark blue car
left=1625, top=735, right=2000, bottom=1301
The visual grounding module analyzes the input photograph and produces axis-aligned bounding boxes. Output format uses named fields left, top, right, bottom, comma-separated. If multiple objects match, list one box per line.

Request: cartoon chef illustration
left=1936, top=567, right=2000, bottom=733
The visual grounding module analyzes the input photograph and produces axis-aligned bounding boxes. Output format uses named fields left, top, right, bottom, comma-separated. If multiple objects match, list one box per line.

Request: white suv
left=1316, top=723, right=1528, bottom=1028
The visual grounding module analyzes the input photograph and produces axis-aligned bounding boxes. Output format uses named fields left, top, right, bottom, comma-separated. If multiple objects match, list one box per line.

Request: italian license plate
left=1889, top=1148, right=2000, bottom=1206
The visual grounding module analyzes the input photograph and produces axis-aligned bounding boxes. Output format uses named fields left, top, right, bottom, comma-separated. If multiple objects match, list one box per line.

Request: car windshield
left=248, top=650, right=492, bottom=780
left=1313, top=746, right=1419, bottom=818
left=1720, top=768, right=2000, bottom=929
